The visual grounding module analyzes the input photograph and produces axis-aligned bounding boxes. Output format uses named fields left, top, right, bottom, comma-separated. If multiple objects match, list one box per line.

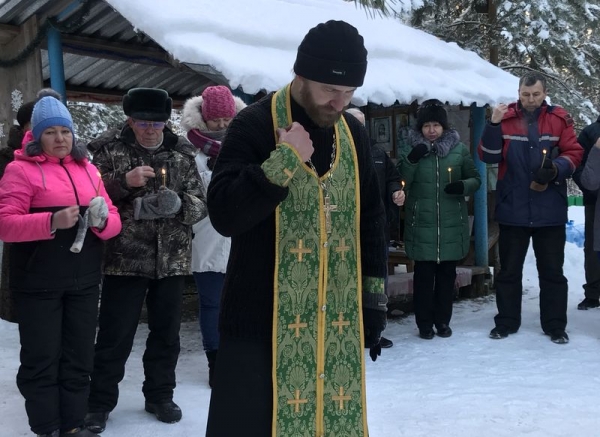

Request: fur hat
left=416, top=99, right=449, bottom=131
left=201, top=86, right=236, bottom=121
left=31, top=96, right=74, bottom=142
left=123, top=88, right=172, bottom=121
left=294, top=20, right=368, bottom=87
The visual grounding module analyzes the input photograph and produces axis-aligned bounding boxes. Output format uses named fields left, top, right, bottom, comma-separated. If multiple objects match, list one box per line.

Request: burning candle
left=448, top=167, right=452, bottom=183
left=401, top=180, right=405, bottom=191
left=540, top=149, right=547, bottom=168
left=161, top=168, right=167, bottom=187
left=95, top=171, right=102, bottom=196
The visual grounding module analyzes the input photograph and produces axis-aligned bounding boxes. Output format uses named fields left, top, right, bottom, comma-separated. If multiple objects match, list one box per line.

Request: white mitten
left=88, top=196, right=109, bottom=229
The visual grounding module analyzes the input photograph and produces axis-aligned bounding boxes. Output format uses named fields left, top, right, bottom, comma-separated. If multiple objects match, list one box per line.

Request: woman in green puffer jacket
left=399, top=100, right=481, bottom=340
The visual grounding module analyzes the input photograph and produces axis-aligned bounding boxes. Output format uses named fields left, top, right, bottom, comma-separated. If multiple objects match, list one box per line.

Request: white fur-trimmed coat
left=181, top=93, right=246, bottom=273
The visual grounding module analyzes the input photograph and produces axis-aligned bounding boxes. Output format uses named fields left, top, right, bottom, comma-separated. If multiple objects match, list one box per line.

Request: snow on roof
left=106, top=0, right=518, bottom=107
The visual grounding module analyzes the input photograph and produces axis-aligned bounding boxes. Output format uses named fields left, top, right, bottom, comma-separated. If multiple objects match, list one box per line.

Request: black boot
left=60, top=428, right=96, bottom=436
left=206, top=350, right=218, bottom=388
left=84, top=411, right=109, bottom=434
left=577, top=297, right=600, bottom=310
left=37, top=431, right=59, bottom=437
left=145, top=400, right=182, bottom=423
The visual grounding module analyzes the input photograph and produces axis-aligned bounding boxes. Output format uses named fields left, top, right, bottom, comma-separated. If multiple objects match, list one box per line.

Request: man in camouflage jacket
left=85, top=88, right=206, bottom=432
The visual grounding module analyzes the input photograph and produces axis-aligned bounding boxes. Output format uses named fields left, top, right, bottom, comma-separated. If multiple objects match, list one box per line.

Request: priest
left=206, top=20, right=388, bottom=437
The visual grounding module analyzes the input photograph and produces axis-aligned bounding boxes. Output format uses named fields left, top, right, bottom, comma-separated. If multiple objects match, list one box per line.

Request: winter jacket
left=580, top=145, right=600, bottom=250
left=573, top=116, right=600, bottom=206
left=478, top=101, right=583, bottom=227
left=0, top=144, right=122, bottom=292
left=399, top=129, right=481, bottom=262
left=88, top=125, right=207, bottom=279
left=181, top=94, right=246, bottom=274
left=371, top=144, right=401, bottom=241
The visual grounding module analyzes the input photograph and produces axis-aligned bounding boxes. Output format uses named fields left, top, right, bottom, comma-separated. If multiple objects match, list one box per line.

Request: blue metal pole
left=471, top=105, right=488, bottom=267
left=46, top=26, right=66, bottom=104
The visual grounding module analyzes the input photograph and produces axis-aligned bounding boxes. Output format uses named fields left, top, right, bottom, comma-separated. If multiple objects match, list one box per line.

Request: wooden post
left=0, top=16, right=43, bottom=147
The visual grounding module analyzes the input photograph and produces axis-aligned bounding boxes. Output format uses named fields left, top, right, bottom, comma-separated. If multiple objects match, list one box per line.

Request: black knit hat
left=416, top=99, right=449, bottom=131
left=123, top=88, right=172, bottom=121
left=294, top=20, right=368, bottom=87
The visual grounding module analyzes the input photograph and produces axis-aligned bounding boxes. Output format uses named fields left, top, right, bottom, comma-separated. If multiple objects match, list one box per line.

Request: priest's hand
left=363, top=307, right=387, bottom=362
left=277, top=122, right=314, bottom=162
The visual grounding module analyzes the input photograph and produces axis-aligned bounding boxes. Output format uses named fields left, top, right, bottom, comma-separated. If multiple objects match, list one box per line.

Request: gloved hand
left=88, top=196, right=108, bottom=229
left=534, top=159, right=557, bottom=185
left=444, top=181, right=464, bottom=195
left=407, top=143, right=429, bottom=164
left=363, top=306, right=387, bottom=362
left=133, top=187, right=182, bottom=220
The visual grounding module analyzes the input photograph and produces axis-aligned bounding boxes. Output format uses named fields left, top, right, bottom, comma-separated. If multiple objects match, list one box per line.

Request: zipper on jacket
left=60, top=159, right=81, bottom=288
left=435, top=153, right=441, bottom=263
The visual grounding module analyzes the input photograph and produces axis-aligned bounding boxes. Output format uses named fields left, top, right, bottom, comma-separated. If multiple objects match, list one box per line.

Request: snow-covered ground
left=0, top=207, right=594, bottom=437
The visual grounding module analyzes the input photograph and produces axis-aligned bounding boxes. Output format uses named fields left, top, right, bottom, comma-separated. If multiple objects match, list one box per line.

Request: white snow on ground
left=0, top=207, right=596, bottom=436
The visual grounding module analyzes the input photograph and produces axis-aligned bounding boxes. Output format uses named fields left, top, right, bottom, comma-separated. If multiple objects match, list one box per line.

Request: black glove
left=363, top=306, right=387, bottom=362
left=444, top=180, right=464, bottom=195
left=407, top=143, right=429, bottom=164
left=534, top=159, right=557, bottom=185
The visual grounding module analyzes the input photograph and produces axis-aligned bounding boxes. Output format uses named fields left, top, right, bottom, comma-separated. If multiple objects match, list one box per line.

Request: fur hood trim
left=180, top=94, right=246, bottom=133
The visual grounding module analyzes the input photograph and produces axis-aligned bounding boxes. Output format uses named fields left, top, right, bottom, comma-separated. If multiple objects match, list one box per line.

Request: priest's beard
left=299, top=85, right=346, bottom=128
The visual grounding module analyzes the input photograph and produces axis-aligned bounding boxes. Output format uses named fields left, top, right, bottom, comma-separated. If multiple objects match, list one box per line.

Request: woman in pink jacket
left=0, top=96, right=122, bottom=437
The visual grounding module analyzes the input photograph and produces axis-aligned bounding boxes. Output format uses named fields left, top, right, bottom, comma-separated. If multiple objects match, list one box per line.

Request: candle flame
left=542, top=149, right=547, bottom=155
left=161, top=168, right=166, bottom=175
left=448, top=167, right=452, bottom=172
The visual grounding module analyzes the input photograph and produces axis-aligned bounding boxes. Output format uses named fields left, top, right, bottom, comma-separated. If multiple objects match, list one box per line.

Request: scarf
left=187, top=128, right=226, bottom=158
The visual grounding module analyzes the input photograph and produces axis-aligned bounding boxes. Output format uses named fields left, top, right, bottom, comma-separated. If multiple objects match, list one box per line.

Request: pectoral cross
left=324, top=195, right=338, bottom=234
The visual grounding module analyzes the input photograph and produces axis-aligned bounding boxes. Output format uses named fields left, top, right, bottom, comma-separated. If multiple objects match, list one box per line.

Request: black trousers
left=206, top=335, right=272, bottom=437
left=583, top=205, right=600, bottom=299
left=413, top=260, right=457, bottom=330
left=88, top=275, right=184, bottom=412
left=15, top=286, right=99, bottom=435
left=494, top=225, right=568, bottom=332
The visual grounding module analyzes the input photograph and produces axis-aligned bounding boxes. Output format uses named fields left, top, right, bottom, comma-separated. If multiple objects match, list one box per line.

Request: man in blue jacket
left=478, top=72, right=583, bottom=344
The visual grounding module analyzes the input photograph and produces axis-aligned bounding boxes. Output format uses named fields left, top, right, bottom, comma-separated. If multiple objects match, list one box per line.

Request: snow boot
left=577, top=297, right=600, bottom=310
left=436, top=324, right=453, bottom=338
left=206, top=350, right=218, bottom=388
left=37, top=431, right=59, bottom=437
left=145, top=400, right=182, bottom=423
left=546, top=329, right=569, bottom=344
left=60, top=428, right=96, bottom=436
left=84, top=411, right=109, bottom=433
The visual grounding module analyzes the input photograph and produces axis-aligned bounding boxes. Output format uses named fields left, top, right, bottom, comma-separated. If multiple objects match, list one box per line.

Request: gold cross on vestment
left=287, top=389, right=308, bottom=413
left=332, top=386, right=351, bottom=410
left=324, top=195, right=338, bottom=234
left=332, top=312, right=350, bottom=335
left=335, top=238, right=350, bottom=260
left=283, top=168, right=297, bottom=186
left=288, top=314, right=307, bottom=338
left=290, top=239, right=312, bottom=262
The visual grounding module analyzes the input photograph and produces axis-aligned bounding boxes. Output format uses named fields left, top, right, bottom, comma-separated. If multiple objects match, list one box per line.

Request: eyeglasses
left=133, top=120, right=165, bottom=130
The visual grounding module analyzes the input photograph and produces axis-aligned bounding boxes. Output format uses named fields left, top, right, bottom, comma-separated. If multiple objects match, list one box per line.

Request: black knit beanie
left=416, top=99, right=449, bottom=131
left=294, top=20, right=368, bottom=87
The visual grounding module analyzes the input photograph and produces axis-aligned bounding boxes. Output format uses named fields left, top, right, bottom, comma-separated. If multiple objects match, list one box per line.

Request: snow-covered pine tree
left=407, top=0, right=600, bottom=129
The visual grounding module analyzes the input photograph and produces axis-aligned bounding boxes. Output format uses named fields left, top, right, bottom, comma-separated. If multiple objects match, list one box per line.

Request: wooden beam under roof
left=41, top=34, right=179, bottom=69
